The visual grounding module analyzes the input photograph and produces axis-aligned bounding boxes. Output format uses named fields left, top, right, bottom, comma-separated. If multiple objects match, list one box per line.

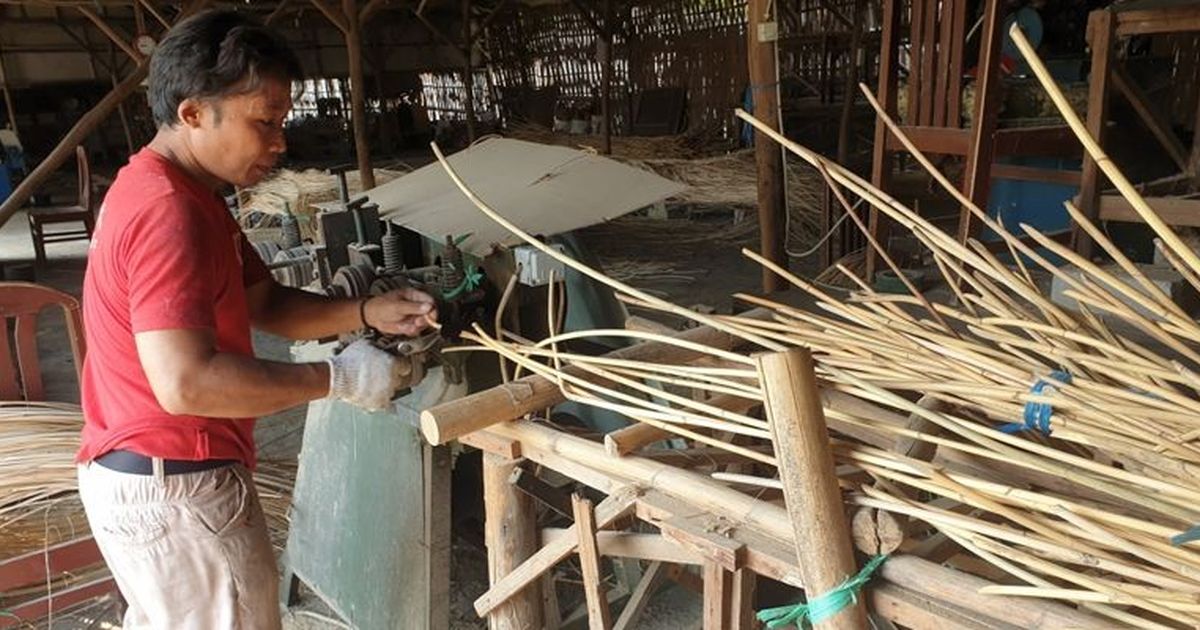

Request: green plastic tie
left=442, top=264, right=484, bottom=300
left=756, top=555, right=888, bottom=628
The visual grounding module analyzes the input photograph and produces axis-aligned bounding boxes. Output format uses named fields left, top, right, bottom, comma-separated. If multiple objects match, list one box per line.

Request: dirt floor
left=2, top=163, right=814, bottom=628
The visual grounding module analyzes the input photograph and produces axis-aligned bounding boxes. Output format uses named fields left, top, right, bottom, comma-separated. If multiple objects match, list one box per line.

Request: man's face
left=184, top=76, right=292, bottom=188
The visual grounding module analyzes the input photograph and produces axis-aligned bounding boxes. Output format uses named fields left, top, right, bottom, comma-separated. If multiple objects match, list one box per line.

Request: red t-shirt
left=77, top=147, right=271, bottom=468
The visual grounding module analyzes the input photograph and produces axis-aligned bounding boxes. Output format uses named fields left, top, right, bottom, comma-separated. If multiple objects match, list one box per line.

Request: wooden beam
left=604, top=423, right=670, bottom=456
left=990, top=163, right=1081, bottom=187
left=541, top=531, right=700, bottom=565
left=460, top=429, right=522, bottom=459
left=757, top=348, right=866, bottom=629
left=572, top=493, right=614, bottom=630
left=1097, top=195, right=1200, bottom=227
left=474, top=487, right=638, bottom=618
left=1115, top=6, right=1200, bottom=36
left=1112, top=64, right=1190, bottom=172
left=1076, top=9, right=1115, bottom=260
left=484, top=453, right=544, bottom=629
left=310, top=0, right=349, bottom=33
left=867, top=0, right=900, bottom=281
left=359, top=0, right=388, bottom=22
left=0, top=62, right=149, bottom=228
left=136, top=0, right=170, bottom=30
left=748, top=0, right=786, bottom=292
left=78, top=6, right=143, bottom=62
left=613, top=561, right=667, bottom=630
left=730, top=569, right=756, bottom=630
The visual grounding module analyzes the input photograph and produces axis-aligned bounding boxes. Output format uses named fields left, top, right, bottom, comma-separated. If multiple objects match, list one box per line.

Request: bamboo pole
left=342, top=0, right=375, bottom=189
left=746, top=0, right=786, bottom=292
left=758, top=348, right=867, bottom=629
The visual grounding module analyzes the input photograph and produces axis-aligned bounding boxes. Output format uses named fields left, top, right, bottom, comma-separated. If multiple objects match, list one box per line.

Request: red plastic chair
left=0, top=281, right=85, bottom=401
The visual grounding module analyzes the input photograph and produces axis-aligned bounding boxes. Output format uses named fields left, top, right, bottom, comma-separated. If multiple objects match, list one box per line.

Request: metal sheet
left=373, top=138, right=685, bottom=257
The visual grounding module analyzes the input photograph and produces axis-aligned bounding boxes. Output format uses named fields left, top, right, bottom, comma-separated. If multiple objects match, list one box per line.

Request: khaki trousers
left=78, top=461, right=281, bottom=630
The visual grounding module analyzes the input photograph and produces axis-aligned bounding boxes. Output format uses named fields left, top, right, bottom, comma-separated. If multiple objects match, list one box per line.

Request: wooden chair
left=0, top=282, right=85, bottom=401
left=27, top=145, right=95, bottom=265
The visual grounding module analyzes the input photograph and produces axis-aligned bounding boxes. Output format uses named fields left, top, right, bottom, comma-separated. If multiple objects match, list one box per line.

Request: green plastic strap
left=441, top=264, right=484, bottom=300
left=756, top=555, right=888, bottom=628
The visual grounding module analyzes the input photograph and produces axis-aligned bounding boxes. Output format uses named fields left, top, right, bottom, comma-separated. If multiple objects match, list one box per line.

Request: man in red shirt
left=76, top=10, right=435, bottom=629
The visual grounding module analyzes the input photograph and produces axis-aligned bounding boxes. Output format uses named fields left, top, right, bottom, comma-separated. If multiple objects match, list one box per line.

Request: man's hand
left=363, top=287, right=439, bottom=336
left=327, top=339, right=407, bottom=411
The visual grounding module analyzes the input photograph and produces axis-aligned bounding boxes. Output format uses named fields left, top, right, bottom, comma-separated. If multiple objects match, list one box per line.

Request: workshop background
left=3, top=0, right=1200, bottom=628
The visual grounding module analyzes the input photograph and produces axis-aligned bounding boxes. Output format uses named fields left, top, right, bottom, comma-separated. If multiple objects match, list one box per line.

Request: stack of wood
left=423, top=28, right=1200, bottom=628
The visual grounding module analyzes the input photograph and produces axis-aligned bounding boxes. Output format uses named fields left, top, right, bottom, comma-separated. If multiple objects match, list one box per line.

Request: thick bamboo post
left=342, top=0, right=375, bottom=190
left=483, top=453, right=544, bottom=630
left=746, top=0, right=786, bottom=293
left=756, top=348, right=867, bottom=629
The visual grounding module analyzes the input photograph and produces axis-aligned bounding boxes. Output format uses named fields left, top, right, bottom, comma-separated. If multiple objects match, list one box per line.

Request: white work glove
left=326, top=339, right=406, bottom=411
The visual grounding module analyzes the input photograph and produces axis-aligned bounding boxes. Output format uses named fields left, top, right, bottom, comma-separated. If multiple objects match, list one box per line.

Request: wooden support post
left=0, top=43, right=18, bottom=135
left=730, top=569, right=757, bottom=630
left=747, top=0, right=787, bottom=293
left=958, top=0, right=1004, bottom=245
left=462, top=0, right=476, bottom=143
left=702, top=562, right=733, bottom=630
left=600, top=0, right=613, bottom=155
left=341, top=0, right=376, bottom=189
left=483, top=453, right=544, bottom=630
left=572, top=493, right=613, bottom=630
left=756, top=348, right=866, bottom=629
left=836, top=0, right=863, bottom=166
left=1076, top=9, right=1115, bottom=260
left=867, top=0, right=900, bottom=281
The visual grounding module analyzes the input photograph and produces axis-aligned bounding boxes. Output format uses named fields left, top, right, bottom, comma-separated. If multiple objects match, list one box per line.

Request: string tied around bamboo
left=755, top=554, right=888, bottom=628
left=1170, top=525, right=1200, bottom=547
left=999, top=370, right=1072, bottom=436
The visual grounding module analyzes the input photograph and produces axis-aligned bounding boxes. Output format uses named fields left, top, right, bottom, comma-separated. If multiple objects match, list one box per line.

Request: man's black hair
left=148, top=9, right=303, bottom=128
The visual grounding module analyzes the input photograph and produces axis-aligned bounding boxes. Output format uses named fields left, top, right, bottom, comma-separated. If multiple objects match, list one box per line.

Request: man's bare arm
left=245, top=278, right=436, bottom=340
left=136, top=328, right=329, bottom=418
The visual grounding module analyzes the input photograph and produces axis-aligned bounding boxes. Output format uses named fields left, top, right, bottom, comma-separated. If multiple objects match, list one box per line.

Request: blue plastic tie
left=756, top=555, right=887, bottom=628
left=999, top=370, right=1071, bottom=436
left=1171, top=525, right=1200, bottom=547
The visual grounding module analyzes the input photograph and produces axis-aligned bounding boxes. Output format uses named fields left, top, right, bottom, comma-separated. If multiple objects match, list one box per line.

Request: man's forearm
left=255, top=283, right=361, bottom=340
left=164, top=352, right=331, bottom=418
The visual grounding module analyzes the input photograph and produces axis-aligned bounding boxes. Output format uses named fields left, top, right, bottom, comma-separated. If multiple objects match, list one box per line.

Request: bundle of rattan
left=237, top=167, right=408, bottom=242
left=428, top=26, right=1200, bottom=628
left=0, top=402, right=298, bottom=559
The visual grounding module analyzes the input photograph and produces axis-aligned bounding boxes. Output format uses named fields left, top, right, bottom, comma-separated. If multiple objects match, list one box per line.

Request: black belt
left=95, top=450, right=237, bottom=476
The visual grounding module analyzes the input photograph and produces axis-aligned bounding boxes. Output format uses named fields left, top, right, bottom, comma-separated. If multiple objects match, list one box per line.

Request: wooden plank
left=947, top=0, right=967, bottom=127
left=1112, top=64, right=1190, bottom=171
left=867, top=0, right=901, bottom=280
left=959, top=0, right=1005, bottom=244
left=475, top=487, right=637, bottom=617
left=484, top=454, right=544, bottom=629
left=932, top=0, right=955, bottom=127
left=884, top=125, right=970, bottom=155
left=0, top=577, right=116, bottom=629
left=1115, top=7, right=1200, bottom=36
left=613, top=561, right=667, bottom=630
left=1077, top=9, right=1115, bottom=259
left=918, top=0, right=938, bottom=126
left=990, top=163, right=1082, bottom=187
left=702, top=562, right=733, bottom=630
left=572, top=494, right=613, bottom=630
left=1097, top=195, right=1200, bottom=227
left=542, top=530, right=701, bottom=565
left=757, top=348, right=865, bottom=629
left=908, top=0, right=926, bottom=125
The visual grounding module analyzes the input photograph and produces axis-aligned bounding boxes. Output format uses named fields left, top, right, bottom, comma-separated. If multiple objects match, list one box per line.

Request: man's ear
left=176, top=97, right=205, bottom=129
